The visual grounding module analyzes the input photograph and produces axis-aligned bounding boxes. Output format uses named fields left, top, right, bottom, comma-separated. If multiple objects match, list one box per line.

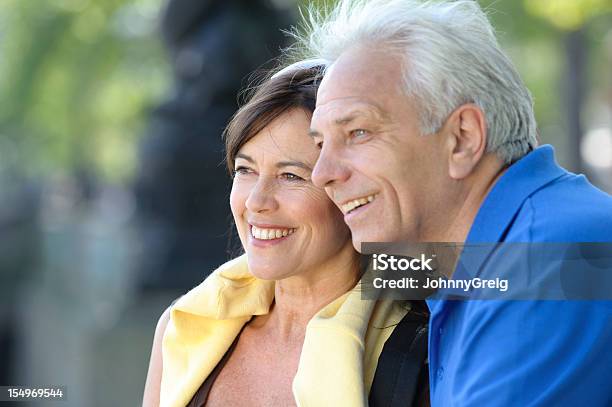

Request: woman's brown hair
left=223, top=65, right=325, bottom=174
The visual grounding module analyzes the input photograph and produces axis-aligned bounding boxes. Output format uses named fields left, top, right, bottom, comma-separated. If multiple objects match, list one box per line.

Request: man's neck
left=441, top=155, right=508, bottom=243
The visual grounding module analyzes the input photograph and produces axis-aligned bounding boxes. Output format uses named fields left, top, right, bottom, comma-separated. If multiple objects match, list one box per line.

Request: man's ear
left=443, top=104, right=487, bottom=180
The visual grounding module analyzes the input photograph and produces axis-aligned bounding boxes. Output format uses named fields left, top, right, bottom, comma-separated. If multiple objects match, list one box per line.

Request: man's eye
left=280, top=173, right=304, bottom=182
left=351, top=129, right=368, bottom=138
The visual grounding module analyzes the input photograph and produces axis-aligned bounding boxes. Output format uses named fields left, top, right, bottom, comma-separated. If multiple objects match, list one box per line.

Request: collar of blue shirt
left=466, top=144, right=566, bottom=243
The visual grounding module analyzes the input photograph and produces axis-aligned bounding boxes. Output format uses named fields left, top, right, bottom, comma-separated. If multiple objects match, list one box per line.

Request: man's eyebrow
left=309, top=105, right=388, bottom=137
left=276, top=160, right=312, bottom=171
left=308, top=129, right=321, bottom=138
left=334, top=113, right=361, bottom=126
left=335, top=106, right=389, bottom=124
left=309, top=112, right=365, bottom=138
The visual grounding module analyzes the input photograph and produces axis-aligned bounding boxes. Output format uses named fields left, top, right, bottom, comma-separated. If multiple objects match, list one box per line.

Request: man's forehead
left=314, top=49, right=404, bottom=124
left=318, top=47, right=402, bottom=98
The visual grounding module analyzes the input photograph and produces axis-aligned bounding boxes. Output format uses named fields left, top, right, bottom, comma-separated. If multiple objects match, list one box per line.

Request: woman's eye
left=280, top=173, right=304, bottom=182
left=233, top=166, right=253, bottom=177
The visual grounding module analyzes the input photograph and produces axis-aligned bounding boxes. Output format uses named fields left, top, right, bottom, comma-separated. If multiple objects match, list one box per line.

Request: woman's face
left=230, top=108, right=354, bottom=280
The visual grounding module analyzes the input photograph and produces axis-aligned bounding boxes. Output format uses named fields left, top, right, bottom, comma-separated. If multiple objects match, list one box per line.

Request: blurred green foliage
left=525, top=0, right=612, bottom=30
left=1, top=0, right=610, bottom=181
left=0, top=0, right=169, bottom=181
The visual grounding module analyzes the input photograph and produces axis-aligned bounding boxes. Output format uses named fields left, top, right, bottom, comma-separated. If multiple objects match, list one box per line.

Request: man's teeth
left=341, top=194, right=376, bottom=214
left=251, top=225, right=296, bottom=240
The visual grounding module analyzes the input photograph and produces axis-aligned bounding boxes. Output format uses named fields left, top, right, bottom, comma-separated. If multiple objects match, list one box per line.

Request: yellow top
left=160, top=255, right=408, bottom=407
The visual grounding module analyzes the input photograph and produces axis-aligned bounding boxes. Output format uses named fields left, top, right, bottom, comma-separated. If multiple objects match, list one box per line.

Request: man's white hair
left=290, top=0, right=538, bottom=163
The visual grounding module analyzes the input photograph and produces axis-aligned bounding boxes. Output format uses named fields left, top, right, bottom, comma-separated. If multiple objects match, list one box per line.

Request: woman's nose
left=245, top=175, right=279, bottom=213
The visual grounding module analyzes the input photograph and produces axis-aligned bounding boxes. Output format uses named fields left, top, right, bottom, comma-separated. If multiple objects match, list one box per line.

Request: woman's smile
left=248, top=224, right=297, bottom=247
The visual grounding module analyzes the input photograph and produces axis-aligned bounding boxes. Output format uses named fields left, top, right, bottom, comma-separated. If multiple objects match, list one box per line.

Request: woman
left=143, top=63, right=427, bottom=407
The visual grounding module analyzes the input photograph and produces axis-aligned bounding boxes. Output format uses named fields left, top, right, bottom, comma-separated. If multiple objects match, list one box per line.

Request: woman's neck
left=254, top=245, right=360, bottom=342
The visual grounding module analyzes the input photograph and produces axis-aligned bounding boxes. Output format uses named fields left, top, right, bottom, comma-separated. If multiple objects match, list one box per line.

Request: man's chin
left=351, top=226, right=400, bottom=252
left=351, top=233, right=384, bottom=253
left=351, top=237, right=363, bottom=253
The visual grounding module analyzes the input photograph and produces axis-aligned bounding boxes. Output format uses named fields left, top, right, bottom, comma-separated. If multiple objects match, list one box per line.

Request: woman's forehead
left=237, top=110, right=318, bottom=165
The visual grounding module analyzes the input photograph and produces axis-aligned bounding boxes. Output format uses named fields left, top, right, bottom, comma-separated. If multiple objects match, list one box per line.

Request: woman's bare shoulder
left=142, top=306, right=172, bottom=407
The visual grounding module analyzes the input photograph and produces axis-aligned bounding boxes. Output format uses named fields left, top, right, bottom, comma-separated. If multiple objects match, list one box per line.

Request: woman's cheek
left=229, top=183, right=250, bottom=244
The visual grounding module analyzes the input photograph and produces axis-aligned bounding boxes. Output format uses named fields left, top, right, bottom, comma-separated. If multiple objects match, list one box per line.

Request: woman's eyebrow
left=235, top=154, right=312, bottom=171
left=235, top=153, right=254, bottom=163
left=276, top=160, right=312, bottom=171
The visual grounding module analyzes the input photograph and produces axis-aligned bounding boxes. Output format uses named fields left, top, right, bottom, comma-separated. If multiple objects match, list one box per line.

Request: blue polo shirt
left=427, top=145, right=612, bottom=406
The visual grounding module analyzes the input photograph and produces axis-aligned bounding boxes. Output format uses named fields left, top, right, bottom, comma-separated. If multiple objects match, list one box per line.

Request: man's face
left=310, top=46, right=452, bottom=250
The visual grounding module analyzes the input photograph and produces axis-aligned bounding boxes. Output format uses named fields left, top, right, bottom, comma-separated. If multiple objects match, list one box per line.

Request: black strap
left=369, top=306, right=429, bottom=407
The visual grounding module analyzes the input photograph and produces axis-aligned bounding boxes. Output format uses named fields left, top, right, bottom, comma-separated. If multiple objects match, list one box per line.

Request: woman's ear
left=443, top=104, right=487, bottom=180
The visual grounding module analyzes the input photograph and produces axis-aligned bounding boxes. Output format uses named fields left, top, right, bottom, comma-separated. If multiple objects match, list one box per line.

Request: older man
left=298, top=0, right=612, bottom=405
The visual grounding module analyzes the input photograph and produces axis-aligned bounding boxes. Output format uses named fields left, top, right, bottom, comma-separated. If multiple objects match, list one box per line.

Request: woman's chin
left=247, top=260, right=293, bottom=281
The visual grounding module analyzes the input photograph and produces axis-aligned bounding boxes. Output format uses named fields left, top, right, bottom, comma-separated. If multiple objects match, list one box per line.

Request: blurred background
left=0, top=0, right=610, bottom=405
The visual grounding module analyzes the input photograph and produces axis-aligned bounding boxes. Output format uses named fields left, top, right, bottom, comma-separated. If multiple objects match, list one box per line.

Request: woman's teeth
left=251, top=225, right=296, bottom=240
left=341, top=194, right=376, bottom=214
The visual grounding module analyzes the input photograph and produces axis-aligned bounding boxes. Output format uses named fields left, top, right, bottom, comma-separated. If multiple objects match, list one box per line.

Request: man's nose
left=245, top=176, right=278, bottom=213
left=312, top=142, right=351, bottom=189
